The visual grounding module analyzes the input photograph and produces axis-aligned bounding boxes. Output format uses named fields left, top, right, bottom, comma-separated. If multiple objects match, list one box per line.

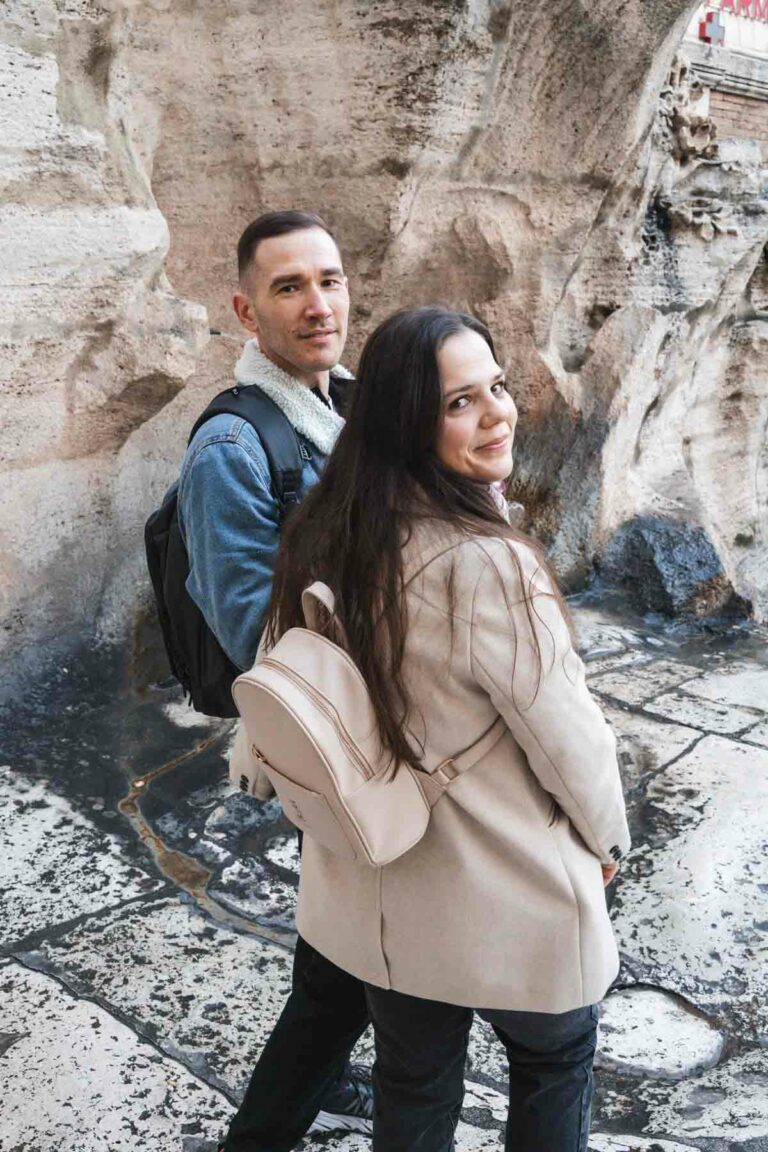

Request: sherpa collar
left=234, top=339, right=349, bottom=455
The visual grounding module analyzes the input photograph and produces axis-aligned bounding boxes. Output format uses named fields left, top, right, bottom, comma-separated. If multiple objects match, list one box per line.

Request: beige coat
left=237, top=521, right=631, bottom=1013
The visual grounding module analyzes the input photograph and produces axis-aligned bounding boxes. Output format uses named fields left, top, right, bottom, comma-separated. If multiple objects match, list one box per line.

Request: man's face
left=234, top=227, right=349, bottom=384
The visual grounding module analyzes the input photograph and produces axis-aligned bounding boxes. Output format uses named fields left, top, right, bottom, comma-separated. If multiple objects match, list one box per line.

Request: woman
left=261, top=306, right=630, bottom=1151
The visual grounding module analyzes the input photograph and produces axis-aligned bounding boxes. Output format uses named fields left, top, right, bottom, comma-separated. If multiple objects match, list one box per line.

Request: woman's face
left=434, top=328, right=517, bottom=483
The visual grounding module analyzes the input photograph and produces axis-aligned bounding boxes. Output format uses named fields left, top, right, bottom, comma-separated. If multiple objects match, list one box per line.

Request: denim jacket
left=178, top=414, right=327, bottom=671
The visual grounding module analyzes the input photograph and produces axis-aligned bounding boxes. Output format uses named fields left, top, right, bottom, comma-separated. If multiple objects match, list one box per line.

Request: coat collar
left=234, top=339, right=349, bottom=455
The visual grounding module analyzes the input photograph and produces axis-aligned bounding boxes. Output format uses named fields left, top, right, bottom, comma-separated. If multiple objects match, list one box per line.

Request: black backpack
left=145, top=385, right=304, bottom=717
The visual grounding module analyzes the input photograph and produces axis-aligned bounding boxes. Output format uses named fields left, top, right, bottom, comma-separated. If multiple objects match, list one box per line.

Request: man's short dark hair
left=237, top=210, right=338, bottom=284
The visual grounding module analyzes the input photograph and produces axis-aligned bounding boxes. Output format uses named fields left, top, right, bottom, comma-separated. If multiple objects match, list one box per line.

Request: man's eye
left=279, top=285, right=298, bottom=294
left=322, top=278, right=342, bottom=287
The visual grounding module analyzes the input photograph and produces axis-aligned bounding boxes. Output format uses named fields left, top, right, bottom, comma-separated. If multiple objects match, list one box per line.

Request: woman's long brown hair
left=266, top=307, right=573, bottom=771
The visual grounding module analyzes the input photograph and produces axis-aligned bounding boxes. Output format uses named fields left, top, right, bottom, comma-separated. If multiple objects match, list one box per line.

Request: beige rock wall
left=515, top=60, right=768, bottom=616
left=0, top=1, right=207, bottom=677
left=2, top=0, right=766, bottom=678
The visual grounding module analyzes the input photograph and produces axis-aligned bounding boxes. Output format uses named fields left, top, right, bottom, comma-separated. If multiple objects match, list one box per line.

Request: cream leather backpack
left=231, top=582, right=506, bottom=867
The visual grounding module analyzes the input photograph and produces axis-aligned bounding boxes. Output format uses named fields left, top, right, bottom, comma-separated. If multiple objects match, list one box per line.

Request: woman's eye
left=492, top=380, right=507, bottom=394
left=449, top=396, right=470, bottom=411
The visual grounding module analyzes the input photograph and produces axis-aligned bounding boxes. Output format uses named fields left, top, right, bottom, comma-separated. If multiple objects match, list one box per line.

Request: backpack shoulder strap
left=301, top=581, right=349, bottom=648
left=189, top=384, right=304, bottom=511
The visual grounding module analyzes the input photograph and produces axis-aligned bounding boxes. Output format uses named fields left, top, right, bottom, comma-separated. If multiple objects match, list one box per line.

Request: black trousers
left=365, top=983, right=599, bottom=1152
left=223, top=933, right=370, bottom=1151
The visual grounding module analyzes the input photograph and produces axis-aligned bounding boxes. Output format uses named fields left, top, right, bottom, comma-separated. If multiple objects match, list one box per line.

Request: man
left=178, top=211, right=372, bottom=1150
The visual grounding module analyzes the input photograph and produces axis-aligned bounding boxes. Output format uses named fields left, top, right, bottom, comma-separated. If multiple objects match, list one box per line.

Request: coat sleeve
left=229, top=722, right=276, bottom=801
left=468, top=541, right=630, bottom=865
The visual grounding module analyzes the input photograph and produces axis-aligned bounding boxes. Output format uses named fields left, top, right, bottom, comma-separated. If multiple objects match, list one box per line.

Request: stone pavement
left=1, top=600, right=767, bottom=1151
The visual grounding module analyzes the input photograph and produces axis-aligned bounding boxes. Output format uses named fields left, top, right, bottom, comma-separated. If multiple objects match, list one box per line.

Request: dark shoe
left=308, top=1068, right=373, bottom=1135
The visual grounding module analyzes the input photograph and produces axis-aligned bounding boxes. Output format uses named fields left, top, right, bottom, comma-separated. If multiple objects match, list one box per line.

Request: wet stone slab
left=264, top=830, right=302, bottom=873
left=588, top=659, right=704, bottom=707
left=207, top=856, right=299, bottom=933
left=1, top=961, right=231, bottom=1151
left=161, top=700, right=226, bottom=731
left=640, top=1049, right=768, bottom=1143
left=595, top=987, right=725, bottom=1079
left=146, top=768, right=301, bottom=941
left=643, top=690, right=763, bottom=735
left=601, top=706, right=700, bottom=795
left=588, top=1139, right=699, bottom=1151
left=21, top=896, right=296, bottom=1096
left=0, top=764, right=163, bottom=947
left=572, top=601, right=668, bottom=660
left=611, top=735, right=768, bottom=1041
left=680, top=664, right=768, bottom=712
left=743, top=717, right=768, bottom=748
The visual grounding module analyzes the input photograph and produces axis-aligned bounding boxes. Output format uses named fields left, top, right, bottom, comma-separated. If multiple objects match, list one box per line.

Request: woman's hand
left=601, top=862, right=619, bottom=887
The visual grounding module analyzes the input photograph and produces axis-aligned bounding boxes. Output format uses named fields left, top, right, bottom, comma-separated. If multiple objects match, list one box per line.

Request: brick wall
left=710, top=90, right=768, bottom=151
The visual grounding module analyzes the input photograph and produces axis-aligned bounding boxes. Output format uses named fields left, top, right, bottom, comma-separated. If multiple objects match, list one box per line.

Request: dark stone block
left=601, top=516, right=752, bottom=619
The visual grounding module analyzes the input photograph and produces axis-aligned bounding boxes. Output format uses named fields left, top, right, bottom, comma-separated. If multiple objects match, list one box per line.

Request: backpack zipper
left=259, top=657, right=374, bottom=781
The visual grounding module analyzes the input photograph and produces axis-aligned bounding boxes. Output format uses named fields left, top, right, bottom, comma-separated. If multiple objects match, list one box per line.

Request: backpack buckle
left=433, top=758, right=460, bottom=787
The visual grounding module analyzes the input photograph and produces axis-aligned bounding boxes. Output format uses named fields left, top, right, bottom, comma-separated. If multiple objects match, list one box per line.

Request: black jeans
left=223, top=933, right=370, bottom=1151
left=365, top=983, right=599, bottom=1152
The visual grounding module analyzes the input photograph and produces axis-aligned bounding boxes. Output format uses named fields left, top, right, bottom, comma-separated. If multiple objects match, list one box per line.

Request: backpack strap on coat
left=189, top=384, right=304, bottom=513
left=415, top=715, right=508, bottom=808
